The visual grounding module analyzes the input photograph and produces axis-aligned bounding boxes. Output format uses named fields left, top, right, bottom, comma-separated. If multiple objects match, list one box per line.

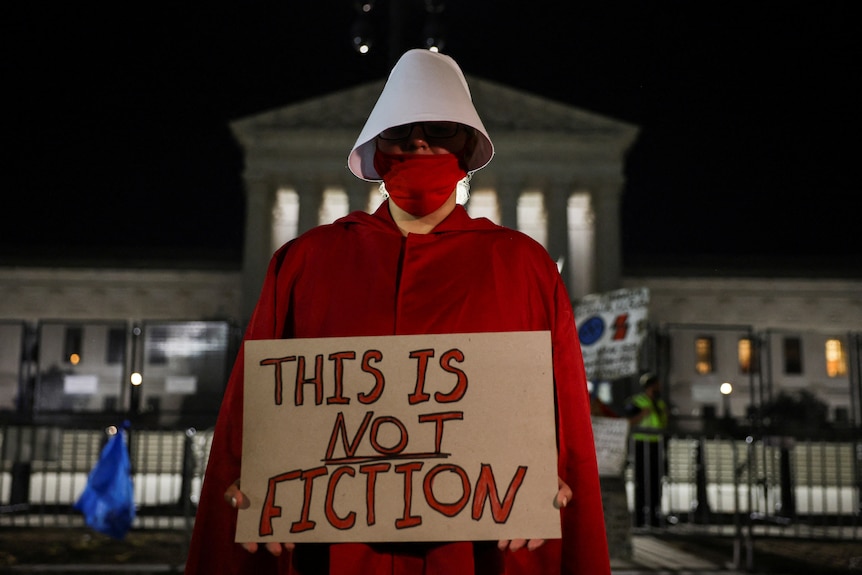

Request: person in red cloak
left=185, top=49, right=611, bottom=575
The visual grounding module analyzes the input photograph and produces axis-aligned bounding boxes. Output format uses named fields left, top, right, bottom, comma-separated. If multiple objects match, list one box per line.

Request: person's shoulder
left=458, top=224, right=556, bottom=277
left=474, top=221, right=550, bottom=252
left=625, top=392, right=644, bottom=404
left=270, top=224, right=339, bottom=256
left=268, top=217, right=357, bottom=263
left=286, top=210, right=395, bottom=246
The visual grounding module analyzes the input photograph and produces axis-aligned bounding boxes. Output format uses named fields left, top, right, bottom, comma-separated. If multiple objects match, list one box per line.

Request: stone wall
left=0, top=267, right=242, bottom=323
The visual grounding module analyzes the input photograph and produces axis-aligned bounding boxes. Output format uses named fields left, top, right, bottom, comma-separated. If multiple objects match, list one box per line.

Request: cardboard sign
left=590, top=416, right=630, bottom=477
left=237, top=331, right=561, bottom=543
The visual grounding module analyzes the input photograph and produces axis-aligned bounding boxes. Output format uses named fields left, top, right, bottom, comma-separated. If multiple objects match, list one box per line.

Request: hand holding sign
left=224, top=480, right=293, bottom=555
left=497, top=476, right=572, bottom=552
left=226, top=476, right=572, bottom=555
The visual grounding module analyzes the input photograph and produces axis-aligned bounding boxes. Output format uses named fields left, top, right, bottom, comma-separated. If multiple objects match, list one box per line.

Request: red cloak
left=185, top=202, right=610, bottom=575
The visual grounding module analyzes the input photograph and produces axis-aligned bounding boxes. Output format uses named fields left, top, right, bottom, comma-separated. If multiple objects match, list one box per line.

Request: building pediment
left=232, top=75, right=637, bottom=141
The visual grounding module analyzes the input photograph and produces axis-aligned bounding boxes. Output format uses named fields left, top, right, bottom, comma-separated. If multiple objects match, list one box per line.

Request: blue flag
left=74, top=422, right=136, bottom=539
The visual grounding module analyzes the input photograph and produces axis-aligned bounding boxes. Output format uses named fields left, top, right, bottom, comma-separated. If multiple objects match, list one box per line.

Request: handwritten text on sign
left=237, top=332, right=560, bottom=543
left=575, top=287, right=650, bottom=381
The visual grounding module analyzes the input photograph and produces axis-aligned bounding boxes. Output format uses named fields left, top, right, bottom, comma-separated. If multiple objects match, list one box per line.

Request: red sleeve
left=185, top=251, right=295, bottom=575
left=553, top=276, right=611, bottom=575
left=507, top=271, right=611, bottom=575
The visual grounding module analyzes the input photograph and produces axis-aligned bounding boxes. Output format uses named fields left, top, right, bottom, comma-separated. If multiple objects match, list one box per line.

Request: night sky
left=4, top=2, right=859, bottom=274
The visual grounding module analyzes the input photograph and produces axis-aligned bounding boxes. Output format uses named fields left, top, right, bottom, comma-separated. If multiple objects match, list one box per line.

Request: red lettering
left=435, top=349, right=468, bottom=402
left=290, top=466, right=328, bottom=533
left=359, top=462, right=391, bottom=526
left=324, top=411, right=374, bottom=461
left=261, top=461, right=530, bottom=537
left=324, top=466, right=356, bottom=530
left=417, top=411, right=463, bottom=452
left=471, top=464, right=528, bottom=523
left=295, top=354, right=325, bottom=406
left=357, top=350, right=385, bottom=404
left=423, top=464, right=470, bottom=517
left=259, top=356, right=296, bottom=406
left=326, top=351, right=355, bottom=405
left=394, top=462, right=423, bottom=529
left=407, top=349, right=434, bottom=404
left=369, top=416, right=408, bottom=455
left=259, top=469, right=301, bottom=536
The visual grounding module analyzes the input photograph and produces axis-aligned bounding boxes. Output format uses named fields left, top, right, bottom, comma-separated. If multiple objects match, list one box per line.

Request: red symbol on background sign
left=612, top=314, right=629, bottom=341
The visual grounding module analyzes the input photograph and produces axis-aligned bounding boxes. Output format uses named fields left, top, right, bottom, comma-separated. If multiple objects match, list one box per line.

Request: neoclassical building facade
left=230, top=76, right=638, bottom=320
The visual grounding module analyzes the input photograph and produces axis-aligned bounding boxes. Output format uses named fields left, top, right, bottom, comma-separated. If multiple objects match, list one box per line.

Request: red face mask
left=373, top=149, right=468, bottom=217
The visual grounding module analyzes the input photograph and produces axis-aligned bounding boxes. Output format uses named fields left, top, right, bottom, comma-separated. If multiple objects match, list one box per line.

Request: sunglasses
left=378, top=121, right=461, bottom=141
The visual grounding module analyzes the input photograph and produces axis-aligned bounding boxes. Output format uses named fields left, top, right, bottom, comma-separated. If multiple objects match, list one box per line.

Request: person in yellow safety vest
left=625, top=372, right=669, bottom=527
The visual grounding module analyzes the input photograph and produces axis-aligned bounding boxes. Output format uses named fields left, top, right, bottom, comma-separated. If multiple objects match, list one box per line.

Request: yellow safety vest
left=630, top=392, right=668, bottom=442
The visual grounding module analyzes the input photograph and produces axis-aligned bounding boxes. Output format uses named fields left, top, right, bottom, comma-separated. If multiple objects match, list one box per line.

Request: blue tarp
left=74, top=422, right=135, bottom=539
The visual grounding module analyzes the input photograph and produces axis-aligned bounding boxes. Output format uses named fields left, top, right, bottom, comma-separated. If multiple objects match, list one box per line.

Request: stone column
left=545, top=180, right=571, bottom=292
left=591, top=178, right=624, bottom=293
left=496, top=179, right=520, bottom=230
left=295, top=177, right=323, bottom=235
left=241, top=172, right=276, bottom=324
left=346, top=178, right=372, bottom=214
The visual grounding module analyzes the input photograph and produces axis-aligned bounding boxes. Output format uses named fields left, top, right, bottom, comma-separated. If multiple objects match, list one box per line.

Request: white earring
left=456, top=175, right=471, bottom=205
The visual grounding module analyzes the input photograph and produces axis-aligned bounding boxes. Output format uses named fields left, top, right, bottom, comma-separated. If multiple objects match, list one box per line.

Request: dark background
left=4, top=2, right=859, bottom=274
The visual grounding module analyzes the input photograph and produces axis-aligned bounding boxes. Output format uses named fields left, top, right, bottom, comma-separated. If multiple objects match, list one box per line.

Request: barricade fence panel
left=626, top=435, right=859, bottom=537
left=1, top=424, right=858, bottom=541
left=0, top=423, right=215, bottom=530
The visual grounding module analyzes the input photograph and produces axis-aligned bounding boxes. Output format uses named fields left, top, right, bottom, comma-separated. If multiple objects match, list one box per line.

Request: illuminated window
left=695, top=337, right=714, bottom=374
left=738, top=337, right=759, bottom=374
left=783, top=337, right=803, bottom=374
left=825, top=338, right=847, bottom=377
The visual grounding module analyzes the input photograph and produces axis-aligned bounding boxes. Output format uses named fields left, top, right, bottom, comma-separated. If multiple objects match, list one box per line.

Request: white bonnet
left=347, top=49, right=494, bottom=181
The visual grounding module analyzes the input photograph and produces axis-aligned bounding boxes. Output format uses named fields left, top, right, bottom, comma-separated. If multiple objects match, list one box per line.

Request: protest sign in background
left=590, top=416, right=630, bottom=477
left=575, top=287, right=650, bottom=382
left=237, top=331, right=561, bottom=543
